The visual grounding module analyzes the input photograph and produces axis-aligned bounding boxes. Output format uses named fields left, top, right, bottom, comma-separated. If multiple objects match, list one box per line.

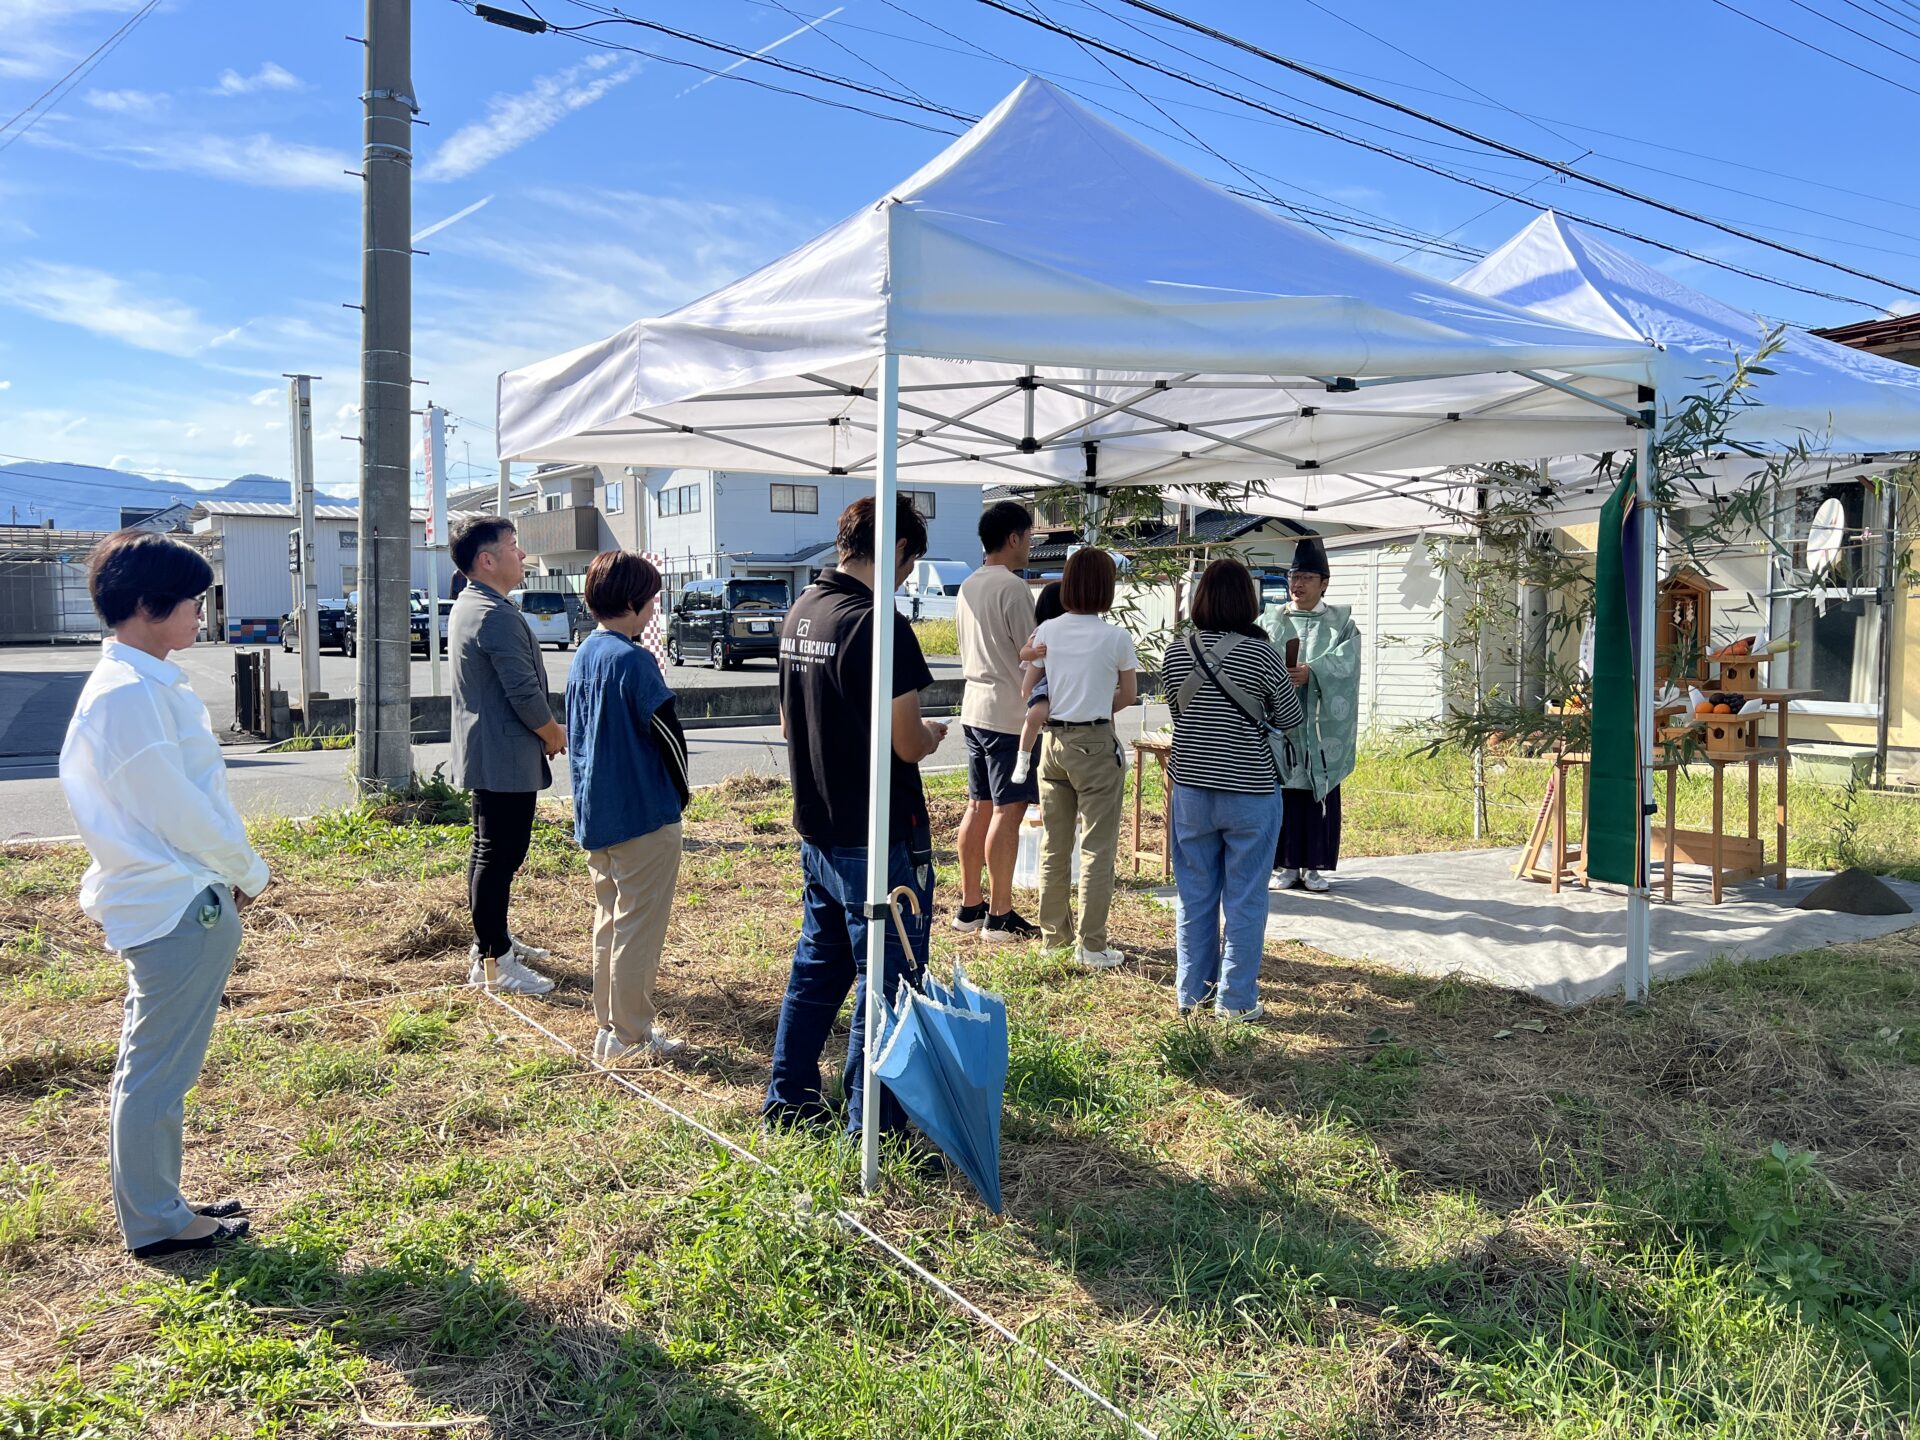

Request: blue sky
left=2, top=0, right=1917, bottom=503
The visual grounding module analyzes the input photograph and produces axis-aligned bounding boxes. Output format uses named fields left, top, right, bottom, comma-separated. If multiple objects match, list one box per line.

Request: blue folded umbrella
left=871, top=962, right=1009, bottom=1212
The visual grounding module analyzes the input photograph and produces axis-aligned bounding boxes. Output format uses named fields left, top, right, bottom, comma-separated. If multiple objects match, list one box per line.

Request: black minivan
left=666, top=577, right=790, bottom=669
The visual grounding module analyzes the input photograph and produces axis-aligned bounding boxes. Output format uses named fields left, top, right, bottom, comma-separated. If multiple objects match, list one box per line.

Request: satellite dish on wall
left=1805, top=497, right=1846, bottom=579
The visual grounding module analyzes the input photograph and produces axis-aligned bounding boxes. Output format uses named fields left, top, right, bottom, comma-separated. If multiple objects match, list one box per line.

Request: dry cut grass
left=1, top=764, right=1917, bottom=1438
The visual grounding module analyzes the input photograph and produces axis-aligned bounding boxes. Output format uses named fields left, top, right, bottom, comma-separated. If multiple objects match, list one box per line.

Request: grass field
left=2, top=751, right=1917, bottom=1438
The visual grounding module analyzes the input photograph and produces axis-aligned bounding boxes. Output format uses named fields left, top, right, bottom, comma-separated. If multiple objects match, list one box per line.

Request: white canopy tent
left=497, top=77, right=1664, bottom=1190
left=1195, top=211, right=1920, bottom=530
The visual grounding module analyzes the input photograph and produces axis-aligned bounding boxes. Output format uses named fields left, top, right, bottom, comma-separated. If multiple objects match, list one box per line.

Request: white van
left=508, top=589, right=573, bottom=650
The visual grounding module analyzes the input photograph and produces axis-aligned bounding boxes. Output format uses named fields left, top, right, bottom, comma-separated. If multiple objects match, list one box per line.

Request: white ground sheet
left=1230, top=849, right=1920, bottom=1007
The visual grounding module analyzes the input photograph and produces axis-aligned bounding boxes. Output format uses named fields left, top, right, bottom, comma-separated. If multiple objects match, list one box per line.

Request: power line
left=0, top=0, right=160, bottom=159
left=1775, top=0, right=1920, bottom=67
left=1090, top=0, right=1920, bottom=299
left=972, top=0, right=1890, bottom=308
left=1833, top=0, right=1920, bottom=46
left=1702, top=0, right=1920, bottom=98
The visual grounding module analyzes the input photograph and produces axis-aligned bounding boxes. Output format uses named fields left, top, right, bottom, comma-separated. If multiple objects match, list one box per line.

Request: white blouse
left=59, top=639, right=269, bottom=951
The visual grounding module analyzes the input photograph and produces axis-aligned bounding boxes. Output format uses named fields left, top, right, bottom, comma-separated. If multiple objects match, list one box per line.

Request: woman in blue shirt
left=566, top=552, right=691, bottom=1064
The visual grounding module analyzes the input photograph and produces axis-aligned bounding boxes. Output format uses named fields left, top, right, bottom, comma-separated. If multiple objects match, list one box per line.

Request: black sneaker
left=951, top=902, right=989, bottom=933
left=983, top=909, right=1042, bottom=942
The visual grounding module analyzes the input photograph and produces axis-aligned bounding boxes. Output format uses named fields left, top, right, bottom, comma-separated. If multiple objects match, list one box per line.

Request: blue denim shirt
left=565, top=629, right=681, bottom=851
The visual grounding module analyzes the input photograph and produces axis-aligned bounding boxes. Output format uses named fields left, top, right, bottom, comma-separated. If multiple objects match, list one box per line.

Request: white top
left=955, top=564, right=1035, bottom=735
left=59, top=639, right=269, bottom=952
left=1031, top=613, right=1137, bottom=723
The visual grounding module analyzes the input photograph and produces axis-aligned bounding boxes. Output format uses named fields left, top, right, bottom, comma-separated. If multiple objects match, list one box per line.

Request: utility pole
left=497, top=459, right=512, bottom=518
left=286, top=374, right=322, bottom=722
left=421, top=403, right=448, bottom=697
left=356, top=0, right=416, bottom=792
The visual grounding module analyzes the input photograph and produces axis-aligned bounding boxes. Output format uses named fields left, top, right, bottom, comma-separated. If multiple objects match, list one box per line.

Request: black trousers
left=1276, top=785, right=1342, bottom=872
left=470, top=789, right=537, bottom=959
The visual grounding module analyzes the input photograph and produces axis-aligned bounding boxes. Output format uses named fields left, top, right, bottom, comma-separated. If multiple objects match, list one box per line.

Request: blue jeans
left=764, top=841, right=933, bottom=1136
left=1171, top=784, right=1283, bottom=1012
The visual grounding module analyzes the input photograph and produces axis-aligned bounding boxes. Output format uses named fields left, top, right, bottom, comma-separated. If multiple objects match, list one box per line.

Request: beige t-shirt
left=955, top=564, right=1036, bottom=734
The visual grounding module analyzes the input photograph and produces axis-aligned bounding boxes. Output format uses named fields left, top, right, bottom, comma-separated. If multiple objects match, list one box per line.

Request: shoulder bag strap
left=1171, top=635, right=1212, bottom=718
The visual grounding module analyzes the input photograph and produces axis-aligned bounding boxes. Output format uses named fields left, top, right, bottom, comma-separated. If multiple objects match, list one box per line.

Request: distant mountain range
left=0, top=463, right=291, bottom=533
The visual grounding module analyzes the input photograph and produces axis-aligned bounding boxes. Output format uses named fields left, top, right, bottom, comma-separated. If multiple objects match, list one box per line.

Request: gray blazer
left=448, top=581, right=553, bottom=793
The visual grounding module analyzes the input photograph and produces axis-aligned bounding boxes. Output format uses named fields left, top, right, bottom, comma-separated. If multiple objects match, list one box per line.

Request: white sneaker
left=1010, top=753, right=1033, bottom=784
left=1302, top=870, right=1331, bottom=893
left=1072, top=945, right=1125, bottom=970
left=1215, top=1000, right=1266, bottom=1023
left=591, top=1027, right=613, bottom=1062
left=507, top=933, right=550, bottom=963
left=468, top=944, right=555, bottom=995
left=1269, top=868, right=1301, bottom=891
left=599, top=1029, right=688, bottom=1065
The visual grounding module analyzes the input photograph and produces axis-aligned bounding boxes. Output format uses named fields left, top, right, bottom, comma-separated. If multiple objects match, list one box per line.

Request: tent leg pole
left=861, top=351, right=902, bottom=1197
left=1626, top=414, right=1656, bottom=1003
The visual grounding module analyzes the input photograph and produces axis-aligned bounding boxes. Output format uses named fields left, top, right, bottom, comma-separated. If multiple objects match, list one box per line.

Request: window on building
left=342, top=565, right=357, bottom=592
left=1777, top=480, right=1885, bottom=710
left=543, top=492, right=564, bottom=512
left=904, top=489, right=937, bottom=519
left=658, top=483, right=701, bottom=517
left=770, top=483, right=819, bottom=514
left=604, top=481, right=624, bottom=514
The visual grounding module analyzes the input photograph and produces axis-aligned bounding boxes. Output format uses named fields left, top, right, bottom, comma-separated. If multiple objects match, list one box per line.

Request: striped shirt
left=1160, top=629, right=1305, bottom=794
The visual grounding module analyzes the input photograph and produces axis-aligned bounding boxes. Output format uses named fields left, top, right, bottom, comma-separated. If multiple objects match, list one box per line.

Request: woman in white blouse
left=59, top=531, right=269, bottom=1258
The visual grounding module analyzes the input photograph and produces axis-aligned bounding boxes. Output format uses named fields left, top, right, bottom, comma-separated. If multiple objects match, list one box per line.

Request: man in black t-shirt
left=764, top=495, right=947, bottom=1136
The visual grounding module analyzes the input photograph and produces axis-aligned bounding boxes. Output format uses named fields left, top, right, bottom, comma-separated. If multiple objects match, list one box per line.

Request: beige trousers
left=587, top=821, right=683, bottom=1046
left=1037, top=725, right=1125, bottom=953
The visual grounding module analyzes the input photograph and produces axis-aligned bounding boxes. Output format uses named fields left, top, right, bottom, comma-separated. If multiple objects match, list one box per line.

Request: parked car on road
left=342, top=590, right=433, bottom=657
left=280, top=598, right=350, bottom=655
left=666, top=577, right=789, bottom=669
left=508, top=588, right=574, bottom=650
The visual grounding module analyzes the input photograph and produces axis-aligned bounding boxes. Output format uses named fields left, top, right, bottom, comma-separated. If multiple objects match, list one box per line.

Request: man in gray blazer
left=448, top=516, right=568, bottom=995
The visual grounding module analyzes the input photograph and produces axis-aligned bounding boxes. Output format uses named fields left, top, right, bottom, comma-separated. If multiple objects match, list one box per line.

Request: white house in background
left=641, top=468, right=980, bottom=604
left=189, top=500, right=451, bottom=644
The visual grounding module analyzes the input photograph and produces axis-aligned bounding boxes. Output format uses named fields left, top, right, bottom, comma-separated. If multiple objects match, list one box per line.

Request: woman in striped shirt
left=1160, top=558, right=1305, bottom=1021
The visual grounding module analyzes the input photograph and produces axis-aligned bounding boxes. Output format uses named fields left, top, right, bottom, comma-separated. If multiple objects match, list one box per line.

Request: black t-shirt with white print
left=779, top=568, right=936, bottom=851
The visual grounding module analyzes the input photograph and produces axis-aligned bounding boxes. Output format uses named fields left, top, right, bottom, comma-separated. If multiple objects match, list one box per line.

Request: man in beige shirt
left=953, top=500, right=1041, bottom=940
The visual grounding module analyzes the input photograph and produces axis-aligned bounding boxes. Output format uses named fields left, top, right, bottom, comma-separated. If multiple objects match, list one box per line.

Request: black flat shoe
left=195, top=1199, right=248, bottom=1219
left=131, top=1216, right=249, bottom=1259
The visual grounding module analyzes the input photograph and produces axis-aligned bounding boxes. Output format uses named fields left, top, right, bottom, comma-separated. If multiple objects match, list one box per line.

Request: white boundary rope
left=479, top=988, right=1158, bottom=1440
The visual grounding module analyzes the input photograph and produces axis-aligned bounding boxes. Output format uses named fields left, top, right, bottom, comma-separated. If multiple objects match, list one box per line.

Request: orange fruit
left=1695, top=703, right=1714, bottom=716
left=1713, top=703, right=1733, bottom=714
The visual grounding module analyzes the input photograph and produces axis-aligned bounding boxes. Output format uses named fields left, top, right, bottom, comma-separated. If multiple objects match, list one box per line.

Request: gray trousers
left=110, top=885, right=241, bottom=1250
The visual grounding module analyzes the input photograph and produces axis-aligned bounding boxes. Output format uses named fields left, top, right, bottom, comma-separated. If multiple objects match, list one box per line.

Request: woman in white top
left=59, top=531, right=269, bottom=1258
left=1030, top=548, right=1138, bottom=968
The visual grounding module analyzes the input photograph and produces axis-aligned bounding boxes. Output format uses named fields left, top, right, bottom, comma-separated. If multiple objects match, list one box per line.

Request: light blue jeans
left=1171, top=784, right=1283, bottom=1012
left=110, top=885, right=242, bottom=1249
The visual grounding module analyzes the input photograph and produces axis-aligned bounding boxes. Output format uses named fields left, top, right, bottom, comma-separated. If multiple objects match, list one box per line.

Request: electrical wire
left=1774, top=0, right=1920, bottom=68
left=1091, top=0, right=1920, bottom=298
left=1701, top=0, right=1920, bottom=99
left=0, top=0, right=160, bottom=159
left=972, top=0, right=1894, bottom=309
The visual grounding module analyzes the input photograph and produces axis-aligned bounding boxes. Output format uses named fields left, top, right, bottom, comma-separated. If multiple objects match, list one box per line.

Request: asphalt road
left=0, top=701, right=1173, bottom=844
left=0, top=640, right=962, bottom=759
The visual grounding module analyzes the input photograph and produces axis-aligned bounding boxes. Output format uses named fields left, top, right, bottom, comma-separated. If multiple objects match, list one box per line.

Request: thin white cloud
left=422, top=54, right=636, bottom=183
left=0, top=380, right=11, bottom=391
left=678, top=6, right=841, bottom=97
left=413, top=195, right=493, bottom=244
left=0, top=0, right=144, bottom=81
left=79, top=132, right=359, bottom=192
left=83, top=87, right=166, bottom=115
left=248, top=386, right=278, bottom=407
left=231, top=430, right=256, bottom=448
left=215, top=62, right=303, bottom=96
left=0, top=261, right=214, bottom=357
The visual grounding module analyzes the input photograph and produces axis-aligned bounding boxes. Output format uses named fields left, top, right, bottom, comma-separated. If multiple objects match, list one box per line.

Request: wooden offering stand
left=1652, top=646, right=1817, bottom=903
left=1130, top=734, right=1174, bottom=881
